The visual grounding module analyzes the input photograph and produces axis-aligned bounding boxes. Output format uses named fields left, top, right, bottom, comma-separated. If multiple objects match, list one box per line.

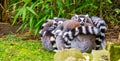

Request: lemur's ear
left=85, top=14, right=89, bottom=17
left=75, top=14, right=78, bottom=16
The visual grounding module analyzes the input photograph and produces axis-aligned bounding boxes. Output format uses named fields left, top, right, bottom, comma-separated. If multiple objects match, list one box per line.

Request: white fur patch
left=85, top=14, right=89, bottom=17
left=72, top=14, right=78, bottom=20
left=55, top=30, right=62, bottom=34
left=64, top=44, right=71, bottom=48
left=100, top=33, right=105, bottom=37
left=53, top=50, right=59, bottom=52
left=63, top=32, right=68, bottom=38
left=50, top=36, right=55, bottom=41
left=53, top=44, right=57, bottom=48
left=80, top=18, right=84, bottom=21
left=67, top=40, right=71, bottom=44
left=75, top=27, right=79, bottom=36
left=42, top=23, right=46, bottom=26
left=82, top=26, right=86, bottom=34
left=39, top=30, right=42, bottom=34
left=93, top=27, right=99, bottom=35
left=101, top=40, right=106, bottom=49
left=51, top=30, right=55, bottom=34
left=64, top=37, right=68, bottom=42
left=96, top=21, right=105, bottom=27
left=88, top=26, right=93, bottom=34
left=100, top=26, right=107, bottom=31
left=58, top=21, right=63, bottom=24
left=93, top=18, right=100, bottom=25
left=96, top=45, right=100, bottom=47
left=43, top=31, right=46, bottom=36
left=75, top=14, right=78, bottom=17
left=96, top=38, right=102, bottom=42
left=53, top=21, right=57, bottom=24
left=68, top=31, right=73, bottom=39
left=58, top=31, right=63, bottom=36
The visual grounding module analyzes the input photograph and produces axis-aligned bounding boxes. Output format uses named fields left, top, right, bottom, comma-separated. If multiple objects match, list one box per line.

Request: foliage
left=5, top=35, right=22, bottom=41
left=8, top=0, right=119, bottom=35
left=0, top=36, right=55, bottom=61
left=0, top=0, right=10, bottom=22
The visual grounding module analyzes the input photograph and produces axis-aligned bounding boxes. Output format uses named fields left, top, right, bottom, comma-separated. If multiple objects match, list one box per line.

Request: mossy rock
left=92, top=50, right=110, bottom=61
left=110, top=44, right=120, bottom=61
left=54, top=48, right=86, bottom=61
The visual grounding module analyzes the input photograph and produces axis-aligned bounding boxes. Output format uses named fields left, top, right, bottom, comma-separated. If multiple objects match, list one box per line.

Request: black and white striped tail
left=62, top=26, right=100, bottom=45
left=91, top=16, right=107, bottom=49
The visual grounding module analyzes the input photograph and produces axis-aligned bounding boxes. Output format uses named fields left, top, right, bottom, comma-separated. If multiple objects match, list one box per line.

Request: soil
left=0, top=22, right=120, bottom=42
left=0, top=22, right=29, bottom=37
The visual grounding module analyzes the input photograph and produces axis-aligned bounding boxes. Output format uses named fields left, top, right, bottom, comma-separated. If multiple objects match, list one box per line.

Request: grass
left=0, top=35, right=55, bottom=61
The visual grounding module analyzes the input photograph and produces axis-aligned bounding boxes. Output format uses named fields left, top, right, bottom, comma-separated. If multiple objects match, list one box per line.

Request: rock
left=92, top=50, right=110, bottom=61
left=54, top=48, right=86, bottom=61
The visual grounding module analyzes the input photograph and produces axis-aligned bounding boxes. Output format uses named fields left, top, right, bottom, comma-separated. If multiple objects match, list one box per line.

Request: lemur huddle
left=39, top=14, right=107, bottom=53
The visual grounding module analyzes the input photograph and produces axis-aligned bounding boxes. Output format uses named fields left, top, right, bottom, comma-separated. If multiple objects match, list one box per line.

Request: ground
left=0, top=35, right=55, bottom=61
left=0, top=22, right=120, bottom=42
left=0, top=22, right=120, bottom=61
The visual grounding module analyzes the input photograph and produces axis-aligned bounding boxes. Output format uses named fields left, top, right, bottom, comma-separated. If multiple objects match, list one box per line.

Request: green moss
left=110, top=44, right=120, bottom=61
left=92, top=50, right=110, bottom=61
left=54, top=48, right=86, bottom=61
left=0, top=37, right=55, bottom=61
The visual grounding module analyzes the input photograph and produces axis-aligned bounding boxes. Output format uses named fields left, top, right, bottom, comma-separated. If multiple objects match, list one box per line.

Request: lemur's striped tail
left=62, top=26, right=100, bottom=43
left=91, top=16, right=107, bottom=49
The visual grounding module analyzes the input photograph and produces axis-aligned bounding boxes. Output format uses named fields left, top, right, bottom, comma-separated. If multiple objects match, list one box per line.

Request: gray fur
left=40, top=18, right=67, bottom=51
left=71, top=35, right=96, bottom=53
left=91, top=16, right=107, bottom=50
left=55, top=35, right=65, bottom=50
left=41, top=36, right=53, bottom=50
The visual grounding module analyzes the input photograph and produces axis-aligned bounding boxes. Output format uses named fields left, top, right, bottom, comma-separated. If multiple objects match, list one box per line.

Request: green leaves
left=29, top=17, right=34, bottom=32
left=22, top=7, right=26, bottom=21
left=10, top=0, right=119, bottom=36
left=107, top=0, right=112, bottom=4
left=114, top=9, right=120, bottom=14
left=57, top=0, right=63, bottom=9
left=26, top=7, right=38, bottom=16
left=11, top=0, right=101, bottom=35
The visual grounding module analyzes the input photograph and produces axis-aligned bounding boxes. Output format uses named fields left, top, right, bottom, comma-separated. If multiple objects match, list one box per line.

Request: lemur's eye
left=75, top=16, right=78, bottom=19
left=54, top=23, right=57, bottom=26
left=83, top=19, right=85, bottom=22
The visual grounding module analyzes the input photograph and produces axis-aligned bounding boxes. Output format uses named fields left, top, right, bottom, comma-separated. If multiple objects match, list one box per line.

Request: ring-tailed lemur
left=53, top=20, right=99, bottom=52
left=40, top=14, right=106, bottom=52
left=53, top=19, right=100, bottom=51
left=66, top=14, right=107, bottom=50
left=39, top=18, right=67, bottom=51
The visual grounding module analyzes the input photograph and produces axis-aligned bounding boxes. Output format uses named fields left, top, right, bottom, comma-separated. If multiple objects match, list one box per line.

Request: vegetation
left=0, top=0, right=120, bottom=60
left=1, top=0, right=119, bottom=35
left=0, top=35, right=55, bottom=61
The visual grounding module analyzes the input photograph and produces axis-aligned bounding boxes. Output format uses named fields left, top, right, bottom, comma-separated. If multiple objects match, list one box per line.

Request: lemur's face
left=71, top=14, right=89, bottom=25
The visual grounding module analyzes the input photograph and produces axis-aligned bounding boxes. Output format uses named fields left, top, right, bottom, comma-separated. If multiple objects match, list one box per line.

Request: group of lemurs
left=39, top=14, right=107, bottom=53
